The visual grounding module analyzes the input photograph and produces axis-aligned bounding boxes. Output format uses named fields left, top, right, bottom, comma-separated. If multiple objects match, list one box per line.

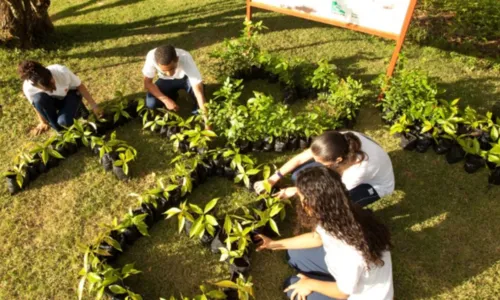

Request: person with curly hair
left=254, top=131, right=394, bottom=206
left=18, top=60, right=102, bottom=135
left=256, top=166, right=393, bottom=300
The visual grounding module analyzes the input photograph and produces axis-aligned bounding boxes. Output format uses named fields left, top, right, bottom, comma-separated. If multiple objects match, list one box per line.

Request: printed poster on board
left=252, top=0, right=411, bottom=35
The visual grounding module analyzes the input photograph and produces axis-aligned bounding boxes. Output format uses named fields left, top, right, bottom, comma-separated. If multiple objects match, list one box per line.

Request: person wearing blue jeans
left=254, top=131, right=395, bottom=206
left=142, top=45, right=209, bottom=127
left=19, top=60, right=102, bottom=135
left=255, top=167, right=394, bottom=300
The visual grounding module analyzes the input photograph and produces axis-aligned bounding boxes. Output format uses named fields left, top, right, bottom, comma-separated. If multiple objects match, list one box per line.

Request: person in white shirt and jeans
left=142, top=45, right=208, bottom=123
left=19, top=60, right=102, bottom=135
left=254, top=131, right=395, bottom=206
left=256, top=166, right=394, bottom=300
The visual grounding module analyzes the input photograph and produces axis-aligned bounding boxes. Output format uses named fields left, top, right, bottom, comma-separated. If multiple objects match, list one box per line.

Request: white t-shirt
left=342, top=132, right=395, bottom=197
left=316, top=226, right=394, bottom=300
left=142, top=48, right=202, bottom=86
left=23, top=64, right=81, bottom=104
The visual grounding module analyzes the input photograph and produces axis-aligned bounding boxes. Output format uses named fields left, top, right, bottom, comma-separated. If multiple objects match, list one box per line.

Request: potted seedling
left=187, top=198, right=220, bottom=245
left=165, top=201, right=195, bottom=235
left=214, top=274, right=255, bottom=300
left=234, top=164, right=261, bottom=190
left=71, top=119, right=98, bottom=148
left=112, top=145, right=137, bottom=181
left=184, top=124, right=217, bottom=154
left=222, top=148, right=255, bottom=179
left=110, top=98, right=132, bottom=126
left=30, top=136, right=65, bottom=171
left=3, top=163, right=28, bottom=195
left=458, top=137, right=486, bottom=173
left=390, top=114, right=418, bottom=151
left=56, top=127, right=80, bottom=156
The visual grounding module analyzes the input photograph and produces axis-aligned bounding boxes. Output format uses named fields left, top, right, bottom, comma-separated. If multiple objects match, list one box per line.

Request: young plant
left=213, top=274, right=255, bottom=300
left=30, top=135, right=64, bottom=165
left=234, top=163, right=261, bottom=189
left=113, top=145, right=138, bottom=175
left=308, top=60, right=339, bottom=91
left=2, top=163, right=27, bottom=188
left=165, top=201, right=195, bottom=233
left=110, top=94, right=132, bottom=124
left=188, top=198, right=220, bottom=239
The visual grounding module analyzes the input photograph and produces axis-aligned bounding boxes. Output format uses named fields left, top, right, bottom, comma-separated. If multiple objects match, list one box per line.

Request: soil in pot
left=446, top=142, right=466, bottom=164
left=464, top=154, right=485, bottom=174
left=415, top=135, right=433, bottom=153
left=488, top=168, right=500, bottom=185
left=400, top=133, right=418, bottom=151
left=262, top=137, right=274, bottom=152
left=229, top=255, right=251, bottom=275
left=433, top=138, right=453, bottom=155
left=251, top=140, right=264, bottom=152
left=274, top=138, right=288, bottom=153
left=112, top=165, right=129, bottom=181
left=5, top=175, right=23, bottom=195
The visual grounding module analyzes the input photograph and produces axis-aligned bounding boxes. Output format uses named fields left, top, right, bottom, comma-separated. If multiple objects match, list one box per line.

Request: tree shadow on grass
left=51, top=0, right=145, bottom=22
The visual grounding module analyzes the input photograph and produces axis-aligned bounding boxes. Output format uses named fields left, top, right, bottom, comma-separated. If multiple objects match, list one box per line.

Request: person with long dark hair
left=256, top=166, right=393, bottom=300
left=18, top=60, right=102, bottom=135
left=254, top=131, right=394, bottom=206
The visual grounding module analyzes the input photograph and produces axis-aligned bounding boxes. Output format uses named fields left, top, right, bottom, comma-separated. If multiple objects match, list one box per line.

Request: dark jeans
left=285, top=247, right=338, bottom=300
left=32, top=90, right=84, bottom=131
left=146, top=76, right=198, bottom=113
left=291, top=161, right=380, bottom=206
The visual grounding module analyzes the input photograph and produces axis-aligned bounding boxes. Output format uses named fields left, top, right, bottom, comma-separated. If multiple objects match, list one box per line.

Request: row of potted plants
left=78, top=145, right=287, bottom=300
left=377, top=58, right=500, bottom=185
left=206, top=78, right=340, bottom=153
left=210, top=21, right=366, bottom=123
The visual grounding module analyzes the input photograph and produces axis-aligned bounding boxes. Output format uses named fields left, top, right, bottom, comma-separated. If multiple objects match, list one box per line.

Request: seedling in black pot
left=458, top=137, right=486, bottom=173
left=188, top=198, right=220, bottom=246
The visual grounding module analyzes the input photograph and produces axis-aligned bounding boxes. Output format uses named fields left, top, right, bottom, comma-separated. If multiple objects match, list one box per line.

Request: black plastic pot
left=44, top=156, right=60, bottom=169
left=464, top=154, right=485, bottom=174
left=200, top=226, right=219, bottom=247
left=229, top=254, right=251, bottom=275
left=159, top=125, right=169, bottom=137
left=488, top=167, right=500, bottom=185
left=251, top=140, right=264, bottom=152
left=283, top=86, right=298, bottom=105
left=457, top=124, right=472, bottom=135
left=27, top=163, right=40, bottom=181
left=36, top=160, right=48, bottom=174
left=133, top=204, right=154, bottom=228
left=100, top=153, right=114, bottom=172
left=299, top=137, right=310, bottom=149
left=236, top=140, right=252, bottom=154
left=478, top=131, right=493, bottom=151
left=400, top=133, right=417, bottom=151
left=122, top=226, right=141, bottom=245
left=446, top=142, right=466, bottom=164
left=267, top=72, right=279, bottom=83
left=113, top=164, right=129, bottom=181
left=166, top=126, right=180, bottom=139
left=224, top=166, right=236, bottom=180
left=210, top=229, right=228, bottom=254
left=288, top=136, right=300, bottom=151
left=178, top=141, right=189, bottom=153
left=415, top=135, right=433, bottom=153
left=55, top=145, right=69, bottom=157
left=487, top=161, right=497, bottom=170
left=125, top=102, right=139, bottom=118
left=274, top=138, right=288, bottom=153
left=262, top=137, right=274, bottom=152
left=433, top=138, right=453, bottom=155
left=5, top=174, right=22, bottom=195
left=156, top=196, right=172, bottom=216
left=98, top=243, right=119, bottom=263
left=195, top=164, right=209, bottom=184
left=168, top=186, right=183, bottom=207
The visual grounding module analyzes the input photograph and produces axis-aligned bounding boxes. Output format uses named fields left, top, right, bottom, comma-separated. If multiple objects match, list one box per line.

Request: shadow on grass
left=51, top=0, right=145, bottom=22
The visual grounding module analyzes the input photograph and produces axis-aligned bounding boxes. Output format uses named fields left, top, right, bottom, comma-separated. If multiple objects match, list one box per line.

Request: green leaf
left=123, top=163, right=129, bottom=175
left=136, top=223, right=149, bottom=236
left=178, top=216, right=186, bottom=234
left=206, top=290, right=227, bottom=299
left=190, top=217, right=205, bottom=238
left=223, top=215, right=232, bottom=234
left=491, top=126, right=499, bottom=142
left=49, top=149, right=64, bottom=159
left=189, top=204, right=204, bottom=215
left=205, top=215, right=218, bottom=226
left=109, top=284, right=127, bottom=295
left=269, top=218, right=280, bottom=236
left=42, top=150, right=49, bottom=165
left=269, top=205, right=282, bottom=217
left=214, top=280, right=239, bottom=289
left=165, top=207, right=182, bottom=218
left=204, top=198, right=219, bottom=213
left=86, top=272, right=102, bottom=283
left=104, top=236, right=123, bottom=252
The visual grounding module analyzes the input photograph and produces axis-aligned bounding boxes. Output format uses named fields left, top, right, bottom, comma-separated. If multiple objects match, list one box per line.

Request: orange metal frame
left=246, top=0, right=418, bottom=78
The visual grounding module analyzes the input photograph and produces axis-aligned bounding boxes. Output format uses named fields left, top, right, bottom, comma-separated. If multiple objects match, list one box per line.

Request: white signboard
left=252, top=0, right=411, bottom=36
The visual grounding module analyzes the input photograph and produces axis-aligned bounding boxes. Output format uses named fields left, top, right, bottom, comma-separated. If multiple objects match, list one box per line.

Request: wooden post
left=385, top=0, right=418, bottom=78
left=246, top=0, right=252, bottom=21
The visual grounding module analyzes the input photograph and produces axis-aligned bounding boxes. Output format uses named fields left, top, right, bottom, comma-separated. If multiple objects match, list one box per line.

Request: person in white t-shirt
left=18, top=60, right=102, bottom=135
left=256, top=166, right=394, bottom=300
left=142, top=45, right=208, bottom=124
left=254, top=131, right=395, bottom=206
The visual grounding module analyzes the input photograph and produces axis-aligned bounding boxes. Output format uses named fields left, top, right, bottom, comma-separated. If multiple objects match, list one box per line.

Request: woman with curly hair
left=256, top=166, right=393, bottom=300
left=18, top=60, right=102, bottom=135
left=254, top=131, right=395, bottom=206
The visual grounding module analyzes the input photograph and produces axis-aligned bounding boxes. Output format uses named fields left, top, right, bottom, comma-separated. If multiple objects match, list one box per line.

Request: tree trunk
left=0, top=0, right=53, bottom=48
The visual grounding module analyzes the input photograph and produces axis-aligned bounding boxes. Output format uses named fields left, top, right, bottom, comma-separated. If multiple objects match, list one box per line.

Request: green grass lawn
left=0, top=0, right=499, bottom=299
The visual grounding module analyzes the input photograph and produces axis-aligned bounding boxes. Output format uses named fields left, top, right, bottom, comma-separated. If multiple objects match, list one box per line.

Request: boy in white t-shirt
left=142, top=45, right=208, bottom=123
left=256, top=166, right=394, bottom=300
left=18, top=60, right=102, bottom=135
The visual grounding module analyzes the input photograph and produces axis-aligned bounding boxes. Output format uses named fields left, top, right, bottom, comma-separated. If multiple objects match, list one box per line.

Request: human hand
left=160, top=97, right=179, bottom=111
left=273, top=187, right=298, bottom=200
left=31, top=122, right=50, bottom=136
left=92, top=105, right=103, bottom=117
left=254, top=234, right=274, bottom=251
left=253, top=180, right=275, bottom=194
left=284, top=274, right=312, bottom=300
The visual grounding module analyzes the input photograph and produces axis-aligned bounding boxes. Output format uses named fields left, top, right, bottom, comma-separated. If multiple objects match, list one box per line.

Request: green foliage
left=214, top=274, right=255, bottom=300
left=112, top=143, right=138, bottom=175
left=188, top=198, right=220, bottom=239
left=165, top=201, right=195, bottom=234
left=30, top=136, right=64, bottom=165
left=308, top=60, right=339, bottom=91
left=318, top=76, right=365, bottom=120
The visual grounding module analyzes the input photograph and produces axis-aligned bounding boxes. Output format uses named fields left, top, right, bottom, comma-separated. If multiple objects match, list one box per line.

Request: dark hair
left=154, top=45, right=178, bottom=65
left=311, top=131, right=366, bottom=165
left=296, top=166, right=392, bottom=268
left=17, top=60, right=53, bottom=90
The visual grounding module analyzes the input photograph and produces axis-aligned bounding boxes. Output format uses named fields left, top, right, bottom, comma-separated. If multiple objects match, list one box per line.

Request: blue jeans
left=291, top=161, right=380, bottom=206
left=146, top=76, right=198, bottom=113
left=32, top=90, right=84, bottom=131
left=285, top=247, right=338, bottom=300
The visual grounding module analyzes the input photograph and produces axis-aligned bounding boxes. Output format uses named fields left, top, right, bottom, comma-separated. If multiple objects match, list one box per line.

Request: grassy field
left=0, top=0, right=499, bottom=299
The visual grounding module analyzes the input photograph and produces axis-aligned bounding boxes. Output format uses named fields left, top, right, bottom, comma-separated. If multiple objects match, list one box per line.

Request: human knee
left=145, top=94, right=160, bottom=109
left=57, top=115, right=74, bottom=128
left=32, top=93, right=51, bottom=108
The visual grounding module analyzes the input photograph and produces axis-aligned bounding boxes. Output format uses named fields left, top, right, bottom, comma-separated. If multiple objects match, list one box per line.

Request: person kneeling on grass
left=254, top=131, right=395, bottom=206
left=142, top=45, right=208, bottom=123
left=18, top=60, right=102, bottom=135
left=255, top=166, right=393, bottom=300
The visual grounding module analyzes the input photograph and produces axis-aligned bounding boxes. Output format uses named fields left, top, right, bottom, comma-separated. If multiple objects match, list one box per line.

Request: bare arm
left=259, top=232, right=323, bottom=251
left=77, top=83, right=97, bottom=108
left=33, top=106, right=48, bottom=124
left=286, top=276, right=350, bottom=299
left=268, top=149, right=314, bottom=184
left=192, top=82, right=208, bottom=122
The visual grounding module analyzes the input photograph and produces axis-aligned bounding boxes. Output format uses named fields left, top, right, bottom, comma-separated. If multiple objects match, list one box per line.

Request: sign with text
left=252, top=0, right=411, bottom=37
